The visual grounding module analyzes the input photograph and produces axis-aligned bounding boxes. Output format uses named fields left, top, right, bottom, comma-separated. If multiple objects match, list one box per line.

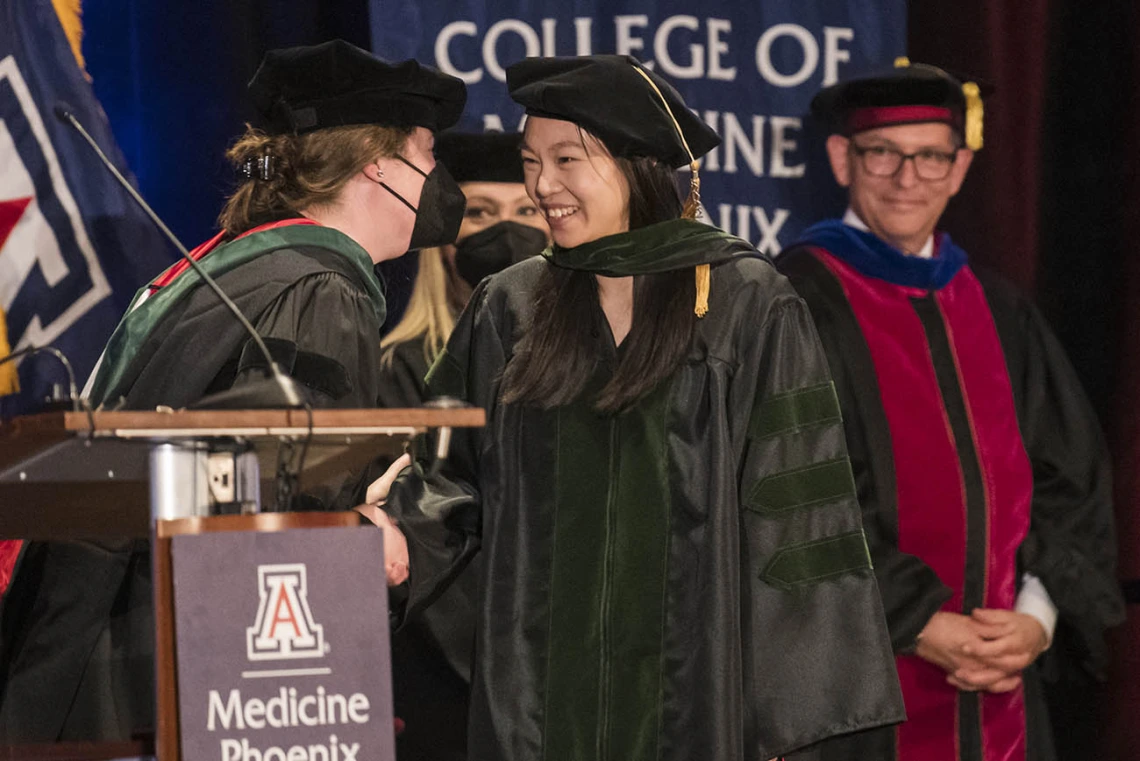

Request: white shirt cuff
left=1015, top=573, right=1058, bottom=648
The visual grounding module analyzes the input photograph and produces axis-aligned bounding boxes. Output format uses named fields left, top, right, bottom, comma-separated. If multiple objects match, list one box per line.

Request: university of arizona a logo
left=246, top=564, right=328, bottom=661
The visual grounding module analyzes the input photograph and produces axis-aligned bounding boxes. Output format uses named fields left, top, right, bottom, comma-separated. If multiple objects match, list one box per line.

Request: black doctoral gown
left=378, top=339, right=475, bottom=761
left=777, top=221, right=1124, bottom=761
left=383, top=220, right=906, bottom=761
left=0, top=223, right=388, bottom=741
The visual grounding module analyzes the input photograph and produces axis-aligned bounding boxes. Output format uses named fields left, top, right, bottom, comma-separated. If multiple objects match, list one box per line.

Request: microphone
left=423, top=396, right=468, bottom=477
left=53, top=103, right=302, bottom=408
left=0, top=344, right=79, bottom=411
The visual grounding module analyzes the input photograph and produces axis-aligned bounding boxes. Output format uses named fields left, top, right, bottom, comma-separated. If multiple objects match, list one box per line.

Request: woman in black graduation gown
left=378, top=132, right=547, bottom=760
left=361, top=55, right=906, bottom=761
left=378, top=131, right=548, bottom=408
left=0, top=40, right=468, bottom=742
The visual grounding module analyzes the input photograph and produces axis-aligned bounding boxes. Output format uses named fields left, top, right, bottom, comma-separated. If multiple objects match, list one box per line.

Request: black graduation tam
left=811, top=59, right=986, bottom=150
left=506, top=55, right=720, bottom=168
left=435, top=131, right=524, bottom=184
left=249, top=39, right=466, bottom=135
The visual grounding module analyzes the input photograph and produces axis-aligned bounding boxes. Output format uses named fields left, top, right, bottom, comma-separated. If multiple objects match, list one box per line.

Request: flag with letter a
left=0, top=0, right=174, bottom=418
left=0, top=0, right=175, bottom=597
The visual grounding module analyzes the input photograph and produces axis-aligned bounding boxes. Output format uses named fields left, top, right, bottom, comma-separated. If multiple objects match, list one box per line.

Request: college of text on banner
left=370, top=0, right=906, bottom=254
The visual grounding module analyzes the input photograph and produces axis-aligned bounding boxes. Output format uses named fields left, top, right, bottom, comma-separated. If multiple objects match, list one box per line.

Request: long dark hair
left=500, top=152, right=694, bottom=413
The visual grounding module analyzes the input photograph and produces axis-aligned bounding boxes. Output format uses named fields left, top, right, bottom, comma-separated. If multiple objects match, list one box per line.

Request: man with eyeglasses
left=777, top=61, right=1123, bottom=761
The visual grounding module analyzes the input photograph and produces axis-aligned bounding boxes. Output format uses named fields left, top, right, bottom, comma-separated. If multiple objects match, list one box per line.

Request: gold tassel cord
left=962, top=82, right=984, bottom=151
left=630, top=65, right=711, bottom=318
left=681, top=159, right=702, bottom=221
left=694, top=263, right=710, bottom=318
left=681, top=159, right=709, bottom=316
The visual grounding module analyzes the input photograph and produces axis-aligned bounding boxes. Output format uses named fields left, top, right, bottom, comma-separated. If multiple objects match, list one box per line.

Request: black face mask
left=454, top=220, right=549, bottom=287
left=380, top=156, right=466, bottom=251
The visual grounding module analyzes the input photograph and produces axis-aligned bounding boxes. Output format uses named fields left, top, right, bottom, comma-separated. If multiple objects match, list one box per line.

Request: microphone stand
left=0, top=344, right=98, bottom=432
left=53, top=104, right=302, bottom=409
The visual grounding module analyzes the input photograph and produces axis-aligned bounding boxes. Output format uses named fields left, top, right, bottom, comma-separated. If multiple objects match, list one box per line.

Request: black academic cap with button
left=506, top=54, right=720, bottom=168
left=249, top=39, right=467, bottom=135
left=811, top=58, right=987, bottom=150
left=435, top=131, right=524, bottom=184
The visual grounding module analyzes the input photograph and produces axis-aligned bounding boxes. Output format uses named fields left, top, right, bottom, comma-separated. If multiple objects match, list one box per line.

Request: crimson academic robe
left=778, top=221, right=1125, bottom=761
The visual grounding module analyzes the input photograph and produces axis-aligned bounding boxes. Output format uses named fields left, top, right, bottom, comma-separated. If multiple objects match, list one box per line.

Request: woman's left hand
left=366, top=453, right=412, bottom=504
left=355, top=453, right=413, bottom=586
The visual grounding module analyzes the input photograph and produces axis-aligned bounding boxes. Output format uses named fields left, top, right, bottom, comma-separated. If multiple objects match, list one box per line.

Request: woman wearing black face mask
left=375, top=132, right=547, bottom=761
left=0, top=40, right=467, bottom=744
left=378, top=131, right=549, bottom=409
left=83, top=40, right=468, bottom=413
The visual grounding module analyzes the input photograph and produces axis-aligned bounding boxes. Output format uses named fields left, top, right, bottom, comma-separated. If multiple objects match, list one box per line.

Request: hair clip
left=240, top=153, right=276, bottom=181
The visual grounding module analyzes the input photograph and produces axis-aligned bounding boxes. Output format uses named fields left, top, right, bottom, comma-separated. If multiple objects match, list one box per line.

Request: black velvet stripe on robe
left=777, top=246, right=1124, bottom=761
left=383, top=253, right=905, bottom=761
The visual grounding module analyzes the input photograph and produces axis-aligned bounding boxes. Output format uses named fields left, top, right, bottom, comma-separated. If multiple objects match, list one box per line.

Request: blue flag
left=0, top=0, right=176, bottom=417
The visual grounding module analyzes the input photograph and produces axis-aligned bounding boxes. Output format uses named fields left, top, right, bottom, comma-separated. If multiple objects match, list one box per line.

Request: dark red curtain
left=910, top=2, right=1138, bottom=758
left=1103, top=1, right=1140, bottom=756
left=908, top=2, right=1049, bottom=291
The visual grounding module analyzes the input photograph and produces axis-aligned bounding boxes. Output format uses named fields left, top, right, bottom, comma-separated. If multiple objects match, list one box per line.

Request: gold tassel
left=681, top=159, right=701, bottom=221
left=631, top=65, right=713, bottom=318
left=962, top=82, right=984, bottom=151
left=0, top=308, right=21, bottom=397
left=684, top=160, right=710, bottom=318
left=694, top=263, right=710, bottom=318
left=894, top=56, right=911, bottom=68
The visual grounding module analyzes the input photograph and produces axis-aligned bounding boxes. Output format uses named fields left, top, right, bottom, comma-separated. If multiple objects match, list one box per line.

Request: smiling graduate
left=360, top=54, right=905, bottom=761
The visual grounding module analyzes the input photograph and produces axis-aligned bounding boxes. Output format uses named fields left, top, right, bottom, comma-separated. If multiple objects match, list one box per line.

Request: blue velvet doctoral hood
left=794, top=219, right=968, bottom=290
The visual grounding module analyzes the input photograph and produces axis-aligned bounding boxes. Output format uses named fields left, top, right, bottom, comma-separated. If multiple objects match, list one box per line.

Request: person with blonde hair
left=378, top=131, right=548, bottom=409
left=0, top=40, right=467, bottom=742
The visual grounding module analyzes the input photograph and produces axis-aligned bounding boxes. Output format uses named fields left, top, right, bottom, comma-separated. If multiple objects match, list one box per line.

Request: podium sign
left=171, top=526, right=393, bottom=761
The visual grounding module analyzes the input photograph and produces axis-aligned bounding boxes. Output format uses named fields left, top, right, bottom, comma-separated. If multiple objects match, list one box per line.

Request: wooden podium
left=0, top=408, right=484, bottom=760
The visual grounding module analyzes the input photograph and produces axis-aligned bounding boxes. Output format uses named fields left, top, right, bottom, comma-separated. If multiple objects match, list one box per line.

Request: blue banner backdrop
left=370, top=1, right=906, bottom=254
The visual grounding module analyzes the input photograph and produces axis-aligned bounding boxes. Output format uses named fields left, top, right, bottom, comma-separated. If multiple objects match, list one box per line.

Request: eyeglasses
left=849, top=142, right=958, bottom=181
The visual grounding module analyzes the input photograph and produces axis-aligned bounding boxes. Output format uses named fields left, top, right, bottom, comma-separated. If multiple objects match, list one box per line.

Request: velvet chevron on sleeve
left=778, top=248, right=954, bottom=653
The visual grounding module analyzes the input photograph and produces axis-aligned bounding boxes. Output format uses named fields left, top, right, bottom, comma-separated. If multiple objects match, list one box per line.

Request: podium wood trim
left=0, top=408, right=484, bottom=539
left=0, top=408, right=484, bottom=468
left=2, top=407, right=485, bottom=432
left=154, top=512, right=360, bottom=761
